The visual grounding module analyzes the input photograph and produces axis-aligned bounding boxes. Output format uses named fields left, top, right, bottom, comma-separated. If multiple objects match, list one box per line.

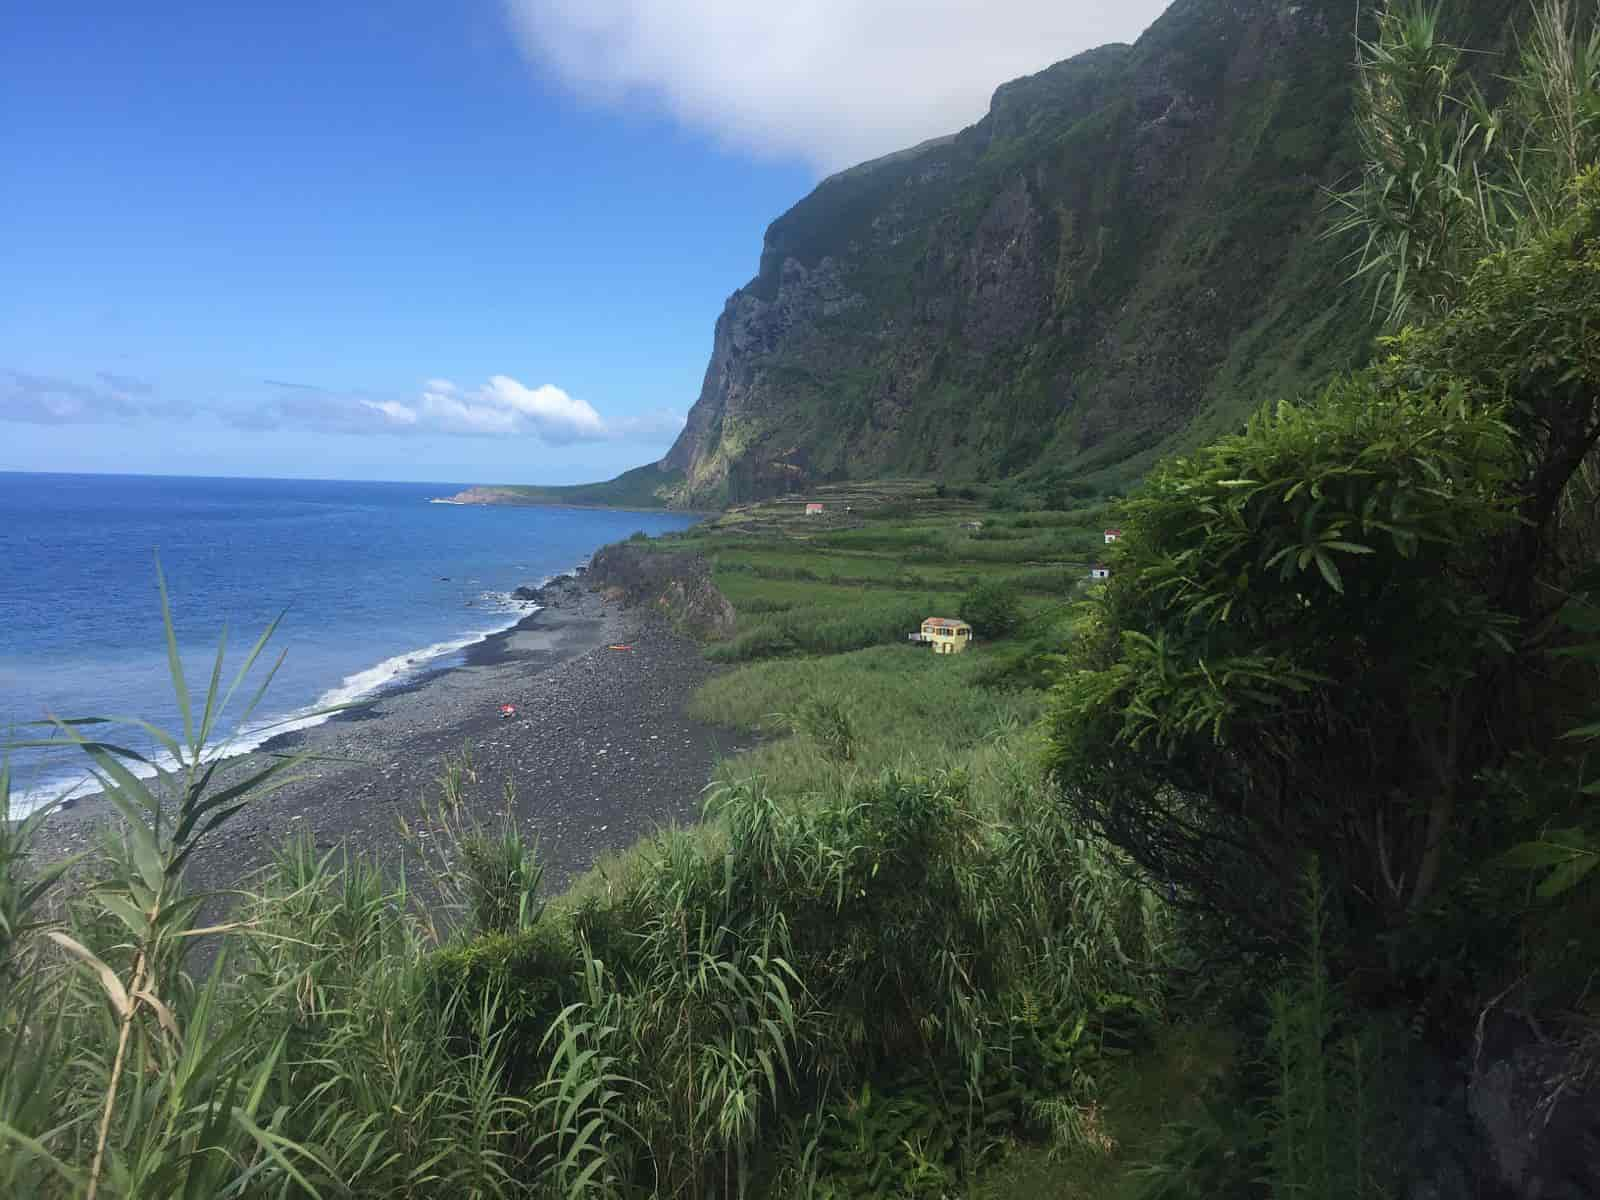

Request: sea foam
left=6, top=592, right=542, bottom=820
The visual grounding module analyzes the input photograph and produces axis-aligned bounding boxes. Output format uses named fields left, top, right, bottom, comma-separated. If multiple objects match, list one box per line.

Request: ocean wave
left=6, top=571, right=577, bottom=820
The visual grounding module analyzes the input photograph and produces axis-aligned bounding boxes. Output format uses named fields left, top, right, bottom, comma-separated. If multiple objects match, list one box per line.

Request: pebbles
left=28, top=591, right=731, bottom=900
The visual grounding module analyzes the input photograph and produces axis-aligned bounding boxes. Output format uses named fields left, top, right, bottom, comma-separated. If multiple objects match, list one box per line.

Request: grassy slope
left=621, top=479, right=1216, bottom=1193
left=973, top=1025, right=1236, bottom=1199
left=0, top=477, right=1198, bottom=1197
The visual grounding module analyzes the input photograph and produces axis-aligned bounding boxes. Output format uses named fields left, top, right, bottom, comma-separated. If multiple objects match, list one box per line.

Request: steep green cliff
left=657, top=0, right=1481, bottom=506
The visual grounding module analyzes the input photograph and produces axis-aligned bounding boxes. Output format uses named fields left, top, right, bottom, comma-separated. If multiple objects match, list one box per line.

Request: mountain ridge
left=476, top=0, right=1525, bottom=511
left=655, top=0, right=1386, bottom=506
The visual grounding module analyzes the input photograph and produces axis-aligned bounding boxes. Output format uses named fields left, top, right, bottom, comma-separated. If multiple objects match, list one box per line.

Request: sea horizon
left=0, top=467, right=592, bottom=489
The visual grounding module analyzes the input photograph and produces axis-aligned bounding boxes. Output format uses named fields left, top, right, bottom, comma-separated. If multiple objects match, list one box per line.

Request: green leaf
left=1313, top=550, right=1345, bottom=593
left=1537, top=854, right=1600, bottom=899
left=155, top=553, right=195, bottom=752
left=213, top=610, right=288, bottom=738
left=196, top=623, right=229, bottom=753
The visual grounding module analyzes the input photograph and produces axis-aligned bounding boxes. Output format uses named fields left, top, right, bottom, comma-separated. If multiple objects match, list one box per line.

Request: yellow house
left=916, top=617, right=973, bottom=654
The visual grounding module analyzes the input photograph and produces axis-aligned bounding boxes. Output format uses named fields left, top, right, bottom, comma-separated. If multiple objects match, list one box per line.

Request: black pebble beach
left=26, top=588, right=747, bottom=899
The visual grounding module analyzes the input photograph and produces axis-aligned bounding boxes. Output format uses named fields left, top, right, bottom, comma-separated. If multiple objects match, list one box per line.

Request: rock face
left=1466, top=1015, right=1600, bottom=1199
left=586, top=543, right=736, bottom=641
left=513, top=575, right=584, bottom=609
left=1399, top=1014, right=1600, bottom=1200
left=659, top=0, right=1520, bottom=506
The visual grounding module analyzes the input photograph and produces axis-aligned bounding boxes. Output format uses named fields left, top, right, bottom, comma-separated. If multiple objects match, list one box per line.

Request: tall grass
left=705, top=596, right=958, bottom=663
left=0, top=562, right=337, bottom=1197
left=1, top=722, right=1167, bottom=1200
left=691, top=644, right=1043, bottom=802
left=1, top=569, right=1174, bottom=1198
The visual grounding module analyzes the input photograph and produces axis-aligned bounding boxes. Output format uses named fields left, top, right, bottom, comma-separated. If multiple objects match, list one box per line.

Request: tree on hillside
left=1048, top=0, right=1600, bottom=966
left=960, top=581, right=1023, bottom=640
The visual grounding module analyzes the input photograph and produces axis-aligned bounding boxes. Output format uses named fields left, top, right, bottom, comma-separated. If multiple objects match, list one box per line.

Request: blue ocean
left=0, top=473, right=697, bottom=814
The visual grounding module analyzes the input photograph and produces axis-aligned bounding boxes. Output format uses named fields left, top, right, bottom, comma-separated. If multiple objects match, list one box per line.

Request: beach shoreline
left=24, top=585, right=743, bottom=899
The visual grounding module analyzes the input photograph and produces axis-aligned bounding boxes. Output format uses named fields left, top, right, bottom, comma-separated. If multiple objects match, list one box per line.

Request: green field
left=649, top=479, right=1104, bottom=672
left=613, top=479, right=1194, bottom=1195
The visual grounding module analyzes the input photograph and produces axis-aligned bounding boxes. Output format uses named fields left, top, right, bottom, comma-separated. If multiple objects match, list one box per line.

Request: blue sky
left=1, top=0, right=1167, bottom=483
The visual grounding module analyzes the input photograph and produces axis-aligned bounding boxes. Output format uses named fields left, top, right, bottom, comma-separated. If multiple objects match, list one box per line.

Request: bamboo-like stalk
left=86, top=944, right=149, bottom=1200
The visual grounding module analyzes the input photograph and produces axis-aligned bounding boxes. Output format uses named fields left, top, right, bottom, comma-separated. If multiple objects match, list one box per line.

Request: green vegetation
left=635, top=479, right=1100, bottom=667
left=662, top=0, right=1385, bottom=506
left=690, top=646, right=1043, bottom=802
left=959, top=581, right=1023, bottom=640
left=1050, top=0, right=1600, bottom=961
left=467, top=464, right=687, bottom=510
left=1037, top=6, right=1600, bottom=1192
left=6, top=4, right=1600, bottom=1196
left=0, top=627, right=1169, bottom=1198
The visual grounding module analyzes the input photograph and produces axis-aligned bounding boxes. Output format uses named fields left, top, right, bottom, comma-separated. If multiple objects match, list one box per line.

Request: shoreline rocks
left=587, top=543, right=735, bottom=641
left=513, top=574, right=584, bottom=609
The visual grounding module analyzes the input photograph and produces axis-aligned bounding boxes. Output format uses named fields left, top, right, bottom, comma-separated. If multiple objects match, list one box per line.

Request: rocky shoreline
left=25, top=578, right=747, bottom=900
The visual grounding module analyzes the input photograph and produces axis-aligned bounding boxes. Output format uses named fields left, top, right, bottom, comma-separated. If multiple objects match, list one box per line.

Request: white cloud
left=362, top=399, right=420, bottom=425
left=419, top=384, right=524, bottom=435
left=235, top=375, right=682, bottom=444
left=415, top=377, right=603, bottom=441
left=504, top=0, right=1171, bottom=171
left=478, top=375, right=607, bottom=441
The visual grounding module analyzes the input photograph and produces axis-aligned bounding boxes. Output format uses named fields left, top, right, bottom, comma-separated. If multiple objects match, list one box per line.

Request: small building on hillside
left=805, top=502, right=824, bottom=515
left=908, top=617, right=974, bottom=655
left=963, top=520, right=985, bottom=531
left=1103, top=529, right=1123, bottom=544
left=1090, top=564, right=1112, bottom=580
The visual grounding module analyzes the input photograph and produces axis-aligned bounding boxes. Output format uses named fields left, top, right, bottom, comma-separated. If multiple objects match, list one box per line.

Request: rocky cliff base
left=587, top=543, right=736, bottom=641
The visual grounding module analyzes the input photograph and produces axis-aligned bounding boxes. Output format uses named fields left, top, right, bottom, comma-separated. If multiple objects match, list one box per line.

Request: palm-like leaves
left=1329, top=0, right=1600, bottom=326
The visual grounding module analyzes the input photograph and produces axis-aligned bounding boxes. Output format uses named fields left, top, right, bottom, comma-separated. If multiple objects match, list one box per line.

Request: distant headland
left=430, top=463, right=691, bottom=511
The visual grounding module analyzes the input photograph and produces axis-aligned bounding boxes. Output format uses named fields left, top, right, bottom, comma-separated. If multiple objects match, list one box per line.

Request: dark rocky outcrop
left=513, top=575, right=584, bottom=609
left=586, top=543, right=736, bottom=641
left=1465, top=1015, right=1600, bottom=1199
left=1395, top=1014, right=1600, bottom=1200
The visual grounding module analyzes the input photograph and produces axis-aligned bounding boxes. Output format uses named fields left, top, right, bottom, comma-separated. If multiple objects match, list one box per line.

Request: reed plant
left=0, top=561, right=332, bottom=1197
left=1, top=566, right=1175, bottom=1198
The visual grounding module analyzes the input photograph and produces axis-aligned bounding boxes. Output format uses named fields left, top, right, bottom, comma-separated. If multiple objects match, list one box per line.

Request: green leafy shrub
left=960, top=581, right=1023, bottom=640
left=423, top=922, right=582, bottom=1080
left=783, top=695, right=857, bottom=762
left=1050, top=147, right=1600, bottom=972
left=458, top=826, right=545, bottom=935
left=1, top=635, right=1171, bottom=1200
left=989, top=484, right=1027, bottom=512
left=1046, top=369, right=1523, bottom=956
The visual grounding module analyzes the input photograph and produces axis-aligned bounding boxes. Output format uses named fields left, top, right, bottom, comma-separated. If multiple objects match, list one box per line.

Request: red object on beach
left=608, top=644, right=633, bottom=651
left=499, top=704, right=517, bottom=718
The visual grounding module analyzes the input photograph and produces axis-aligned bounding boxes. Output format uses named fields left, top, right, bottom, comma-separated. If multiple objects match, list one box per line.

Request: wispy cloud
left=96, top=371, right=156, bottom=396
left=3, top=369, right=151, bottom=424
left=234, top=375, right=682, bottom=444
left=504, top=0, right=1170, bottom=171
left=3, top=367, right=680, bottom=444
